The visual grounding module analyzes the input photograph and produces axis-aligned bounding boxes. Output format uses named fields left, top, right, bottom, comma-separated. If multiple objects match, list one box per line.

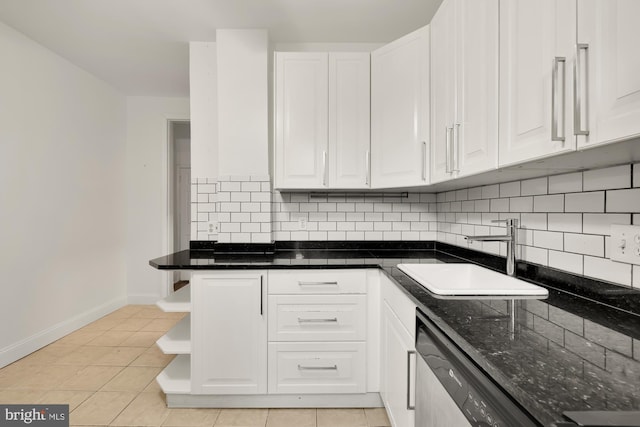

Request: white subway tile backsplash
left=633, top=265, right=640, bottom=288
left=500, top=181, right=521, bottom=197
left=534, top=194, right=564, bottom=212
left=584, top=256, right=632, bottom=286
left=583, top=165, right=630, bottom=191
left=231, top=192, right=251, bottom=202
left=482, top=184, right=500, bottom=199
left=510, top=196, right=533, bottom=212
left=490, top=198, right=510, bottom=212
left=606, top=188, right=640, bottom=212
left=549, top=172, right=582, bottom=194
left=564, top=233, right=604, bottom=257
left=582, top=213, right=630, bottom=235
left=241, top=182, right=261, bottom=192
left=475, top=200, right=490, bottom=212
left=468, top=187, right=483, bottom=200
left=521, top=245, right=548, bottom=265
left=521, top=213, right=547, bottom=230
left=548, top=213, right=582, bottom=233
left=565, top=192, right=604, bottom=213
left=634, top=164, right=640, bottom=187
left=533, top=230, right=564, bottom=250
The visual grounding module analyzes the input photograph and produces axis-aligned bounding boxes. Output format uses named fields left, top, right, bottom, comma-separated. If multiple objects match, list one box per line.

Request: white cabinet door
left=328, top=52, right=371, bottom=189
left=430, top=0, right=457, bottom=183
left=275, top=52, right=328, bottom=189
left=381, top=302, right=416, bottom=427
left=577, top=0, right=640, bottom=148
left=371, top=26, right=429, bottom=188
left=191, top=271, right=267, bottom=394
left=456, top=0, right=499, bottom=176
left=431, top=0, right=498, bottom=184
left=499, top=0, right=577, bottom=167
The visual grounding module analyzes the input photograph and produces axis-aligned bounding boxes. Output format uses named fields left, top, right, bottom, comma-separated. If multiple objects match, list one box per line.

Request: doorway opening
left=168, top=120, right=191, bottom=291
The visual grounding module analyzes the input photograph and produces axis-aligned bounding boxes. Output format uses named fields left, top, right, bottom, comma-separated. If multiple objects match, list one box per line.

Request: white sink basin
left=397, top=263, right=549, bottom=296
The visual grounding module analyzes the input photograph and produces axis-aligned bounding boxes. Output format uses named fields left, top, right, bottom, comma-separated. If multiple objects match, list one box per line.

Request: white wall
left=189, top=42, right=217, bottom=179
left=126, top=97, right=190, bottom=303
left=217, top=30, right=269, bottom=176
left=0, top=21, right=128, bottom=367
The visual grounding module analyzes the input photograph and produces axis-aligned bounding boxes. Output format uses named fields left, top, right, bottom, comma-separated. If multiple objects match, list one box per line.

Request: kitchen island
left=150, top=241, right=640, bottom=427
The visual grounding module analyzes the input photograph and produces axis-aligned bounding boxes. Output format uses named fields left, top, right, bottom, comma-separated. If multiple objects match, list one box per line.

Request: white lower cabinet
left=268, top=342, right=366, bottom=394
left=190, top=271, right=267, bottom=394
left=380, top=276, right=417, bottom=427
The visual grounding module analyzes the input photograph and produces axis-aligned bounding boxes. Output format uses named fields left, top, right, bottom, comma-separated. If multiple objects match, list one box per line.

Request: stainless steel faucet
left=465, top=219, right=518, bottom=276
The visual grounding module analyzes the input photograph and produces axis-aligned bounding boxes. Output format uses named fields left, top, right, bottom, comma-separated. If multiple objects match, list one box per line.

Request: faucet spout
left=465, top=219, right=518, bottom=276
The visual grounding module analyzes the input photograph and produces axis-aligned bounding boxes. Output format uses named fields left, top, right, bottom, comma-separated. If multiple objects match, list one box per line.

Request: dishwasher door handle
left=407, top=350, right=416, bottom=410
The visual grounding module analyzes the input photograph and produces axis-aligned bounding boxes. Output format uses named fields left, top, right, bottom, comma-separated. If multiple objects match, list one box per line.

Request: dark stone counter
left=149, top=242, right=640, bottom=426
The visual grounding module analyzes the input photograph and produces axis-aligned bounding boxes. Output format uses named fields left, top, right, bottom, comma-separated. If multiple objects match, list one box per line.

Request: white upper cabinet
left=499, top=0, right=577, bottom=167
left=275, top=52, right=328, bottom=189
left=431, top=0, right=498, bottom=183
left=576, top=0, right=640, bottom=149
left=328, top=53, right=371, bottom=188
left=371, top=26, right=430, bottom=188
left=274, top=52, right=370, bottom=190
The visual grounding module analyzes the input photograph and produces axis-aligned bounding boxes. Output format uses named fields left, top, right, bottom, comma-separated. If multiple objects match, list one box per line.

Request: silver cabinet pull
left=298, top=281, right=338, bottom=286
left=298, top=317, right=338, bottom=323
left=260, top=275, right=264, bottom=316
left=453, top=123, right=461, bottom=172
left=421, top=141, right=427, bottom=181
left=552, top=57, right=566, bottom=141
left=298, top=364, right=338, bottom=371
left=574, top=44, right=590, bottom=136
left=407, top=350, right=416, bottom=410
left=322, top=150, right=327, bottom=186
left=445, top=126, right=453, bottom=173
left=365, top=150, right=370, bottom=186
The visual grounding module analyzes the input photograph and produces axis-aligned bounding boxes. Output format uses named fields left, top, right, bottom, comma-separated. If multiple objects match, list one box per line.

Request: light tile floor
left=0, top=305, right=391, bottom=427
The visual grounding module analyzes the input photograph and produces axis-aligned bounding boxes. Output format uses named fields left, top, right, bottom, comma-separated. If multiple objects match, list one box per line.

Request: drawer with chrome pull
left=268, top=295, right=366, bottom=341
left=267, top=269, right=367, bottom=294
left=267, top=342, right=366, bottom=394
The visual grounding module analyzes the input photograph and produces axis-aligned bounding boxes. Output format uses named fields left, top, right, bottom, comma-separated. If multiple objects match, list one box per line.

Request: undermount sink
left=397, top=263, right=549, bottom=297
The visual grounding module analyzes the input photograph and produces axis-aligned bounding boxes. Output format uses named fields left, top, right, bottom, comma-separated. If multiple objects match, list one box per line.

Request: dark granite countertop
left=150, top=242, right=640, bottom=427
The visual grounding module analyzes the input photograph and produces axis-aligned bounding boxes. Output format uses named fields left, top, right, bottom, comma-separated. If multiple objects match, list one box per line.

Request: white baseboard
left=0, top=296, right=126, bottom=368
left=127, top=294, right=162, bottom=305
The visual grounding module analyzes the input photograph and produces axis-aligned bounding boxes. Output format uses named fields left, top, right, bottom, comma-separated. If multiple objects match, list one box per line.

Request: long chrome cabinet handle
left=552, top=57, right=566, bottom=141
left=298, top=281, right=339, bottom=286
left=298, top=365, right=338, bottom=370
left=453, top=123, right=461, bottom=172
left=407, top=350, right=416, bottom=410
left=260, top=275, right=264, bottom=316
left=573, top=44, right=590, bottom=136
left=421, top=141, right=427, bottom=181
left=298, top=317, right=338, bottom=323
left=445, top=127, right=453, bottom=174
left=365, top=150, right=370, bottom=186
left=322, top=150, right=327, bottom=186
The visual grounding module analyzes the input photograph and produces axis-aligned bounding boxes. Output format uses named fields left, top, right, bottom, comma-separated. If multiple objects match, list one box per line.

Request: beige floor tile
left=0, top=389, right=46, bottom=403
left=317, top=409, right=367, bottom=427
left=131, top=307, right=167, bottom=319
left=110, top=318, right=154, bottom=332
left=266, top=409, right=316, bottom=427
left=55, top=330, right=104, bottom=346
left=86, top=331, right=135, bottom=347
left=140, top=318, right=180, bottom=332
left=130, top=347, right=175, bottom=368
left=60, top=366, right=123, bottom=391
left=38, top=390, right=93, bottom=411
left=215, top=408, right=268, bottom=427
left=81, top=317, right=121, bottom=332
left=55, top=346, right=111, bottom=365
left=364, top=408, right=390, bottom=427
left=14, top=344, right=79, bottom=366
left=101, top=366, right=162, bottom=392
left=9, top=365, right=84, bottom=390
left=143, top=378, right=162, bottom=393
left=110, top=391, right=170, bottom=426
left=92, top=347, right=147, bottom=367
left=120, top=331, right=165, bottom=348
left=162, top=408, right=220, bottom=426
left=70, top=391, right=136, bottom=426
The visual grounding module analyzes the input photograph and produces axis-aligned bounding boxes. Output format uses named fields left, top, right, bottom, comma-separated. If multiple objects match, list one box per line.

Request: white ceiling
left=0, top=0, right=441, bottom=96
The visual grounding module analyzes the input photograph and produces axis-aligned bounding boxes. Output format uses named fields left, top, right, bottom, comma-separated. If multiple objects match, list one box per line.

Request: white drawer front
left=268, top=270, right=367, bottom=294
left=268, top=295, right=366, bottom=342
left=268, top=342, right=366, bottom=394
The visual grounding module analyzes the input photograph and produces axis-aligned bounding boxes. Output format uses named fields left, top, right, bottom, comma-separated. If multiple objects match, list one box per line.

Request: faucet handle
left=491, top=218, right=519, bottom=227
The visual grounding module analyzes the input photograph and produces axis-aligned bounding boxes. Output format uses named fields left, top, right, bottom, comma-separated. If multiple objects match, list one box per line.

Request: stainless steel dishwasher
left=415, top=308, right=540, bottom=427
